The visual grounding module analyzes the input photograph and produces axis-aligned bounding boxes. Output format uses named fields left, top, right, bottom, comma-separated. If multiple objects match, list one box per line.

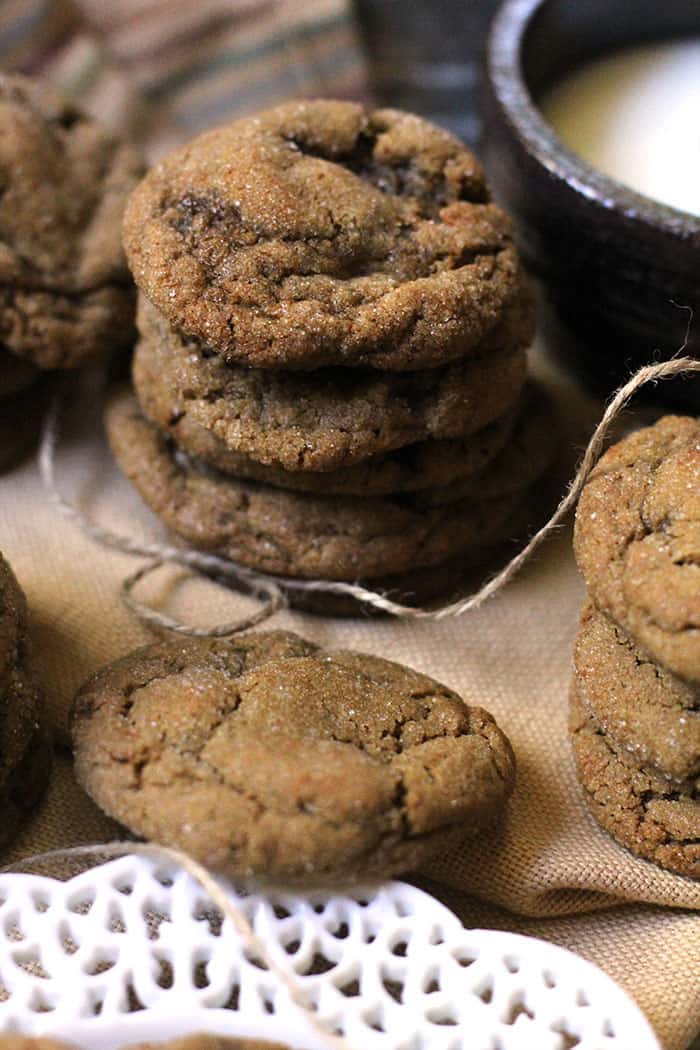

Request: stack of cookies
left=110, top=100, right=557, bottom=607
left=0, top=551, right=51, bottom=848
left=571, top=416, right=700, bottom=879
left=0, top=74, right=142, bottom=470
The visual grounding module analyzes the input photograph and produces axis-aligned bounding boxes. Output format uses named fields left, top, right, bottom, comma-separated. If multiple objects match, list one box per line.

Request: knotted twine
left=23, top=356, right=699, bottom=1047
left=40, top=356, right=700, bottom=636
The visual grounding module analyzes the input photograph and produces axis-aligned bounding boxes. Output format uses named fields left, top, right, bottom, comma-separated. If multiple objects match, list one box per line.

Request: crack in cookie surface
left=133, top=293, right=530, bottom=474
left=72, top=633, right=515, bottom=882
left=569, top=685, right=700, bottom=877
left=574, top=416, right=700, bottom=683
left=574, top=602, right=700, bottom=781
left=0, top=74, right=142, bottom=366
left=124, top=100, right=526, bottom=370
left=106, top=389, right=539, bottom=581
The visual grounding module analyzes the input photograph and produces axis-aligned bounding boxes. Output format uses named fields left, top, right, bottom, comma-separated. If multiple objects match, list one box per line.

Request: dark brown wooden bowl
left=482, top=0, right=700, bottom=404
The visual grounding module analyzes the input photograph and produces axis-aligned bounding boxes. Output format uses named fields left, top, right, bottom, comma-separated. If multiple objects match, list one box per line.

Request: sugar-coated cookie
left=574, top=415, right=700, bottom=683
left=124, top=100, right=526, bottom=371
left=73, top=632, right=516, bottom=883
left=0, top=74, right=141, bottom=367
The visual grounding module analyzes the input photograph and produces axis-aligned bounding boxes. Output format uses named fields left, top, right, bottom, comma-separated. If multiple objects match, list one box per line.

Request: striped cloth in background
left=0, top=0, right=370, bottom=153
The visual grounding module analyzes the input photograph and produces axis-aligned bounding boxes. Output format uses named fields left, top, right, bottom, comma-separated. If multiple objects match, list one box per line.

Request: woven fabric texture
left=0, top=3, right=696, bottom=1044
left=0, top=351, right=698, bottom=1049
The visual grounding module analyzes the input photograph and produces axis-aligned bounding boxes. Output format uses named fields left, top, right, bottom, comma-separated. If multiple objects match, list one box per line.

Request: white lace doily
left=0, top=854, right=660, bottom=1049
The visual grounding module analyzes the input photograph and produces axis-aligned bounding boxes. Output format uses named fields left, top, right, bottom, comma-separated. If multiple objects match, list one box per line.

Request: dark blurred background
left=0, top=0, right=501, bottom=154
left=356, top=0, right=501, bottom=147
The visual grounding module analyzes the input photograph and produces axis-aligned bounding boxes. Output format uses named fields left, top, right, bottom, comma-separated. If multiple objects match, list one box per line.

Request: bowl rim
left=487, top=0, right=700, bottom=237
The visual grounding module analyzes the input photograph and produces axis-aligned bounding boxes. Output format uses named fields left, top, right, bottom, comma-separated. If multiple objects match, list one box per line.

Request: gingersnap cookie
left=0, top=74, right=142, bottom=368
left=175, top=382, right=553, bottom=510
left=0, top=550, right=29, bottom=696
left=133, top=295, right=528, bottom=474
left=569, top=685, right=699, bottom=878
left=574, top=416, right=700, bottom=683
left=0, top=658, right=52, bottom=850
left=73, top=631, right=515, bottom=883
left=574, top=602, right=700, bottom=782
left=106, top=391, right=532, bottom=581
left=0, top=348, right=38, bottom=397
left=124, top=100, right=526, bottom=371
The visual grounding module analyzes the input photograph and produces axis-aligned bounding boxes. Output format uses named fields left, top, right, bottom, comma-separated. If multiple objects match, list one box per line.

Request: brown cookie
left=0, top=550, right=29, bottom=696
left=281, top=483, right=550, bottom=617
left=175, top=402, right=521, bottom=497
left=0, top=553, right=51, bottom=848
left=569, top=685, right=699, bottom=879
left=574, top=416, right=700, bottom=683
left=0, top=658, right=52, bottom=851
left=133, top=294, right=528, bottom=474
left=106, top=391, right=534, bottom=582
left=0, top=347, right=38, bottom=397
left=72, top=631, right=515, bottom=883
left=399, top=383, right=556, bottom=507
left=124, top=100, right=526, bottom=371
left=0, top=74, right=141, bottom=368
left=574, top=602, right=700, bottom=782
left=176, top=383, right=554, bottom=512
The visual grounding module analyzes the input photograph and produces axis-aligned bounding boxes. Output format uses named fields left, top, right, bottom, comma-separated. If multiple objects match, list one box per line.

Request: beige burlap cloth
left=0, top=349, right=698, bottom=1050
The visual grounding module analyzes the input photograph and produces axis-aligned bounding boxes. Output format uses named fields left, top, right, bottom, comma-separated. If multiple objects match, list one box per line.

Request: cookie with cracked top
left=569, top=685, right=699, bottom=879
left=574, top=602, right=700, bottom=782
left=123, top=100, right=526, bottom=371
left=0, top=553, right=51, bottom=848
left=0, top=550, right=29, bottom=696
left=133, top=293, right=529, bottom=475
left=106, top=390, right=543, bottom=582
left=173, top=401, right=521, bottom=497
left=72, top=631, right=515, bottom=883
left=574, top=415, right=700, bottom=683
left=0, top=676, right=51, bottom=850
left=0, top=74, right=142, bottom=368
left=0, top=657, right=52, bottom=850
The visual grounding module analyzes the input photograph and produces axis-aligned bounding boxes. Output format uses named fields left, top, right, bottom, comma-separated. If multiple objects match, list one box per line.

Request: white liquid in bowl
left=541, top=40, right=700, bottom=216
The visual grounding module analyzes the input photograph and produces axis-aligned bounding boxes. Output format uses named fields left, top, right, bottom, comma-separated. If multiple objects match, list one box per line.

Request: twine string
left=337, top=354, right=700, bottom=619
left=39, top=392, right=287, bottom=635
left=120, top=557, right=286, bottom=636
left=2, top=841, right=352, bottom=1050
left=41, top=357, right=700, bottom=632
